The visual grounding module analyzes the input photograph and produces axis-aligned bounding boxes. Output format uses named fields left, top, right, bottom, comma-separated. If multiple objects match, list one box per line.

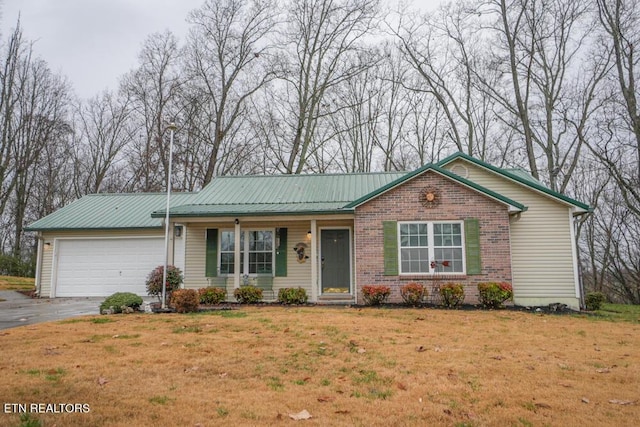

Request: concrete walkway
left=0, top=291, right=103, bottom=330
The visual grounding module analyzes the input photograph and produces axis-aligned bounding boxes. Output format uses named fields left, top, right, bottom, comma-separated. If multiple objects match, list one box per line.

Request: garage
left=54, top=238, right=164, bottom=297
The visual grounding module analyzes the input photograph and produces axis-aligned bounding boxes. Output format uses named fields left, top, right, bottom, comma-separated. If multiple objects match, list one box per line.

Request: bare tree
left=0, top=22, right=72, bottom=256
left=264, top=0, right=380, bottom=174
left=479, top=0, right=600, bottom=191
left=73, top=90, right=134, bottom=194
left=186, top=0, right=277, bottom=184
left=588, top=0, right=640, bottom=217
left=121, top=31, right=184, bottom=192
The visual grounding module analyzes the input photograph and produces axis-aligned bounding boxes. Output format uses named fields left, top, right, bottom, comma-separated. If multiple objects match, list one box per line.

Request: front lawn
left=593, top=303, right=640, bottom=323
left=0, top=307, right=638, bottom=426
left=0, top=275, right=35, bottom=291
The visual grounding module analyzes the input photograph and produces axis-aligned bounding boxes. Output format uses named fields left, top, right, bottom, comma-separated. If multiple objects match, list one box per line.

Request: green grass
left=0, top=275, right=35, bottom=291
left=593, top=303, right=640, bottom=323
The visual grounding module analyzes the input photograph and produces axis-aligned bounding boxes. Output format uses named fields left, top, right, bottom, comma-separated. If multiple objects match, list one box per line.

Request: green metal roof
left=344, top=164, right=528, bottom=212
left=151, top=172, right=406, bottom=218
left=26, top=192, right=194, bottom=231
left=28, top=152, right=588, bottom=230
left=436, top=152, right=591, bottom=212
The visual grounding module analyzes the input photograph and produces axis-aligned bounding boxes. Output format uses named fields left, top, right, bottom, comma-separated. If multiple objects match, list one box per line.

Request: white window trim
left=397, top=221, right=466, bottom=276
left=219, top=228, right=276, bottom=277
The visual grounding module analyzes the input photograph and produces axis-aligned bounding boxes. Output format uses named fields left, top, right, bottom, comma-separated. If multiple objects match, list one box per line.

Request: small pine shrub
left=100, top=292, right=143, bottom=314
left=234, top=286, right=263, bottom=304
left=146, top=265, right=183, bottom=302
left=277, top=287, right=308, bottom=305
left=199, top=287, right=227, bottom=305
left=400, top=282, right=427, bottom=306
left=439, top=283, right=465, bottom=308
left=170, top=289, right=200, bottom=313
left=477, top=282, right=513, bottom=308
left=361, top=285, right=391, bottom=306
left=585, top=291, right=606, bottom=311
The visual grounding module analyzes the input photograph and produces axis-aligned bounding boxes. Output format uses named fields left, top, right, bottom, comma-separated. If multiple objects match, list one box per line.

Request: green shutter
left=205, top=229, right=218, bottom=277
left=275, top=228, right=287, bottom=277
left=383, top=221, right=398, bottom=275
left=464, top=218, right=481, bottom=275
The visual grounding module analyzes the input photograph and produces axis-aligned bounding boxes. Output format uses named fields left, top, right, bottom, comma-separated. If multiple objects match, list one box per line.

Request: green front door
left=320, top=229, right=351, bottom=294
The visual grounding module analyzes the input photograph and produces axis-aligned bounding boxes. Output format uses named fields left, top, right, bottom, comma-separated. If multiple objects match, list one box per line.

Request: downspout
left=34, top=233, right=43, bottom=297
left=573, top=211, right=591, bottom=310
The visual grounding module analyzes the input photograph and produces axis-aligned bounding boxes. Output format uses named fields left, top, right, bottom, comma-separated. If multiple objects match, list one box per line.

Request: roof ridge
left=86, top=192, right=195, bottom=197
left=208, top=171, right=407, bottom=179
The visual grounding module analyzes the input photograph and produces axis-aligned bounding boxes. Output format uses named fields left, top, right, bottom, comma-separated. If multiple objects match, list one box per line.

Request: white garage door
left=55, top=238, right=164, bottom=297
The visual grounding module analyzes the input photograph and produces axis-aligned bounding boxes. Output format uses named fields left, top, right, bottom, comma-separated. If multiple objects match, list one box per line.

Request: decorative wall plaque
left=419, top=187, right=439, bottom=208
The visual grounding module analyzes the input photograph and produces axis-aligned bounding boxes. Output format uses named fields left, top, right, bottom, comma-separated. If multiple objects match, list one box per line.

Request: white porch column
left=234, top=220, right=241, bottom=289
left=310, top=219, right=318, bottom=301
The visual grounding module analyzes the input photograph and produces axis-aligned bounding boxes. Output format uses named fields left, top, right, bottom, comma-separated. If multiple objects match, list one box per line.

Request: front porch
left=176, top=217, right=356, bottom=304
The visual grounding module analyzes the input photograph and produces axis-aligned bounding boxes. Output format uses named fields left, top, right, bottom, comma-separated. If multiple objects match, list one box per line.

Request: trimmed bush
left=585, top=291, right=606, bottom=311
left=277, top=287, right=308, bottom=305
left=146, top=265, right=183, bottom=302
left=400, top=282, right=427, bottom=306
left=100, top=292, right=143, bottom=314
left=199, top=287, right=227, bottom=305
left=170, top=289, right=200, bottom=313
left=234, top=286, right=263, bottom=304
left=439, top=283, right=465, bottom=308
left=361, top=285, right=391, bottom=306
left=477, top=282, right=513, bottom=308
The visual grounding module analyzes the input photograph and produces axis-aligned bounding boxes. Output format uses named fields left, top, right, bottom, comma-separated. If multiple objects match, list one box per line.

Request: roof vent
left=449, top=164, right=468, bottom=179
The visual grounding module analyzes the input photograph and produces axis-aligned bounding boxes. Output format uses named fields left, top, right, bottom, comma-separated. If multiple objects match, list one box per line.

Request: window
left=248, top=231, right=273, bottom=274
left=399, top=222, right=464, bottom=274
left=219, top=229, right=273, bottom=275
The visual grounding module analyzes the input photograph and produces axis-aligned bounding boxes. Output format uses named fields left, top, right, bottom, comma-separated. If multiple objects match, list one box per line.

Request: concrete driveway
left=0, top=291, right=103, bottom=330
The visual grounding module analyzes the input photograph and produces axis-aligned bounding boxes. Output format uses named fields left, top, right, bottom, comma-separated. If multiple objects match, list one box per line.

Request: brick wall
left=354, top=170, right=512, bottom=305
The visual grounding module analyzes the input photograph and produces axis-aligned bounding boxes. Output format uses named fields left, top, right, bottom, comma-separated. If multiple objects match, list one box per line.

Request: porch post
left=310, top=219, right=318, bottom=301
left=234, top=219, right=241, bottom=289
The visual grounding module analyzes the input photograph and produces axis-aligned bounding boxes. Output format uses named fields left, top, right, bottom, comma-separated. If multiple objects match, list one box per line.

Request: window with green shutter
left=205, top=229, right=218, bottom=277
left=464, top=218, right=481, bottom=275
left=383, top=221, right=398, bottom=275
left=275, top=228, right=287, bottom=277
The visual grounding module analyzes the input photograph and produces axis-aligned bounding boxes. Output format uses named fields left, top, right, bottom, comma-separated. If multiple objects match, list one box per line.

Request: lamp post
left=161, top=122, right=177, bottom=310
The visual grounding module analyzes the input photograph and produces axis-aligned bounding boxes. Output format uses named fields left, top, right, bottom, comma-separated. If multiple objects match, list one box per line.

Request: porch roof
left=153, top=202, right=353, bottom=218
left=151, top=172, right=406, bottom=218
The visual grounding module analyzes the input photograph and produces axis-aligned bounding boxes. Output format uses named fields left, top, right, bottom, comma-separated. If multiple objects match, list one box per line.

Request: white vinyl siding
left=446, top=160, right=578, bottom=304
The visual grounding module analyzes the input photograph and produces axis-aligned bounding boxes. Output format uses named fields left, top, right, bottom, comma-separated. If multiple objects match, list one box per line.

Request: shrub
left=477, top=282, right=513, bottom=308
left=439, top=283, right=465, bottom=308
left=400, top=282, right=427, bottom=306
left=199, top=287, right=227, bottom=305
left=361, top=285, right=391, bottom=306
left=170, top=289, right=200, bottom=313
left=277, top=287, right=308, bottom=305
left=585, top=291, right=606, bottom=311
left=146, top=265, right=183, bottom=302
left=234, top=286, right=263, bottom=304
left=0, top=253, right=35, bottom=277
left=100, top=292, right=143, bottom=314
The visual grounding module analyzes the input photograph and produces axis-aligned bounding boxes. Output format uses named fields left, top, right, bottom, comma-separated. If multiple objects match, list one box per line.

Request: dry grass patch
left=0, top=307, right=638, bottom=426
left=0, top=275, right=35, bottom=291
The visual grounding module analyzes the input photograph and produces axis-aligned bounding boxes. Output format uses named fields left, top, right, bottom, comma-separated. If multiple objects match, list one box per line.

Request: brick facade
left=354, top=170, right=512, bottom=305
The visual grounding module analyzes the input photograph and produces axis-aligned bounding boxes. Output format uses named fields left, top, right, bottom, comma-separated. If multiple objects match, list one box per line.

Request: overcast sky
left=1, top=0, right=204, bottom=99
left=1, top=0, right=441, bottom=100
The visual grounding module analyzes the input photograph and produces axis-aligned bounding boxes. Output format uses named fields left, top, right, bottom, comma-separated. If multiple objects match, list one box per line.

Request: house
left=26, top=152, right=591, bottom=309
